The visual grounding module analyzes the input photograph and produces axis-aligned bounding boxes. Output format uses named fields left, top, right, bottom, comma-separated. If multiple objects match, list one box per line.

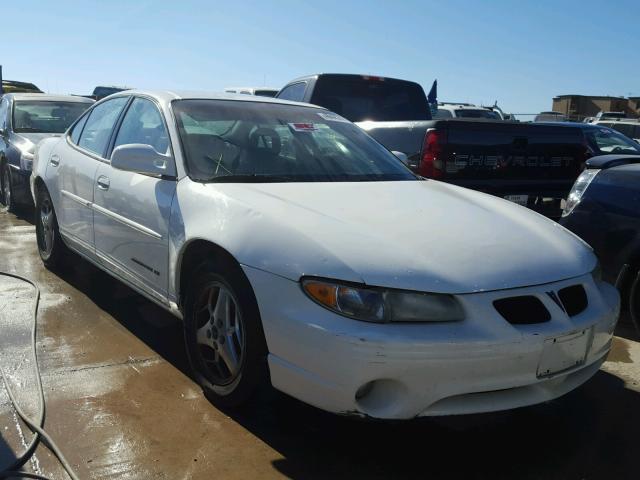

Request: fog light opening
left=355, top=381, right=374, bottom=401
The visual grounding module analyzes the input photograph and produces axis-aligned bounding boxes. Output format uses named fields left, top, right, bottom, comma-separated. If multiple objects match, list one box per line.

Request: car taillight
left=419, top=129, right=445, bottom=178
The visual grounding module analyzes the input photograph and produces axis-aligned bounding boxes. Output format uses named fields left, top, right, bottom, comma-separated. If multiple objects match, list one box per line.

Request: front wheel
left=35, top=186, right=68, bottom=268
left=184, top=260, right=268, bottom=407
left=630, top=272, right=640, bottom=335
left=1, top=164, right=15, bottom=212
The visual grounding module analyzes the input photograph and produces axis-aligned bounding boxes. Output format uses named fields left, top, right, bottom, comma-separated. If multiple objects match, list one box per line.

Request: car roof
left=105, top=89, right=327, bottom=109
left=224, top=87, right=279, bottom=92
left=594, top=119, right=640, bottom=125
left=439, top=104, right=491, bottom=111
left=539, top=121, right=613, bottom=130
left=282, top=73, right=420, bottom=85
left=6, top=93, right=95, bottom=103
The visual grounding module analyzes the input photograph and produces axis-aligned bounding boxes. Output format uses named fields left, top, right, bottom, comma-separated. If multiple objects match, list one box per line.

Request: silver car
left=0, top=93, right=93, bottom=210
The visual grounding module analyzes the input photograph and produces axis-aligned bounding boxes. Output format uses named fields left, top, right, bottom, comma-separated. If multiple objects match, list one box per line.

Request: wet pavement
left=0, top=206, right=639, bottom=480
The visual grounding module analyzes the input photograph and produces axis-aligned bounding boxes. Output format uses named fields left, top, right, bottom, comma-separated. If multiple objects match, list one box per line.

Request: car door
left=93, top=96, right=177, bottom=299
left=53, top=96, right=129, bottom=256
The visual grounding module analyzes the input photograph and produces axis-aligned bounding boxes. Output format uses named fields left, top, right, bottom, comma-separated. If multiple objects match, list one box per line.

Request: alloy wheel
left=193, top=282, right=246, bottom=385
left=39, top=198, right=54, bottom=256
left=2, top=167, right=10, bottom=208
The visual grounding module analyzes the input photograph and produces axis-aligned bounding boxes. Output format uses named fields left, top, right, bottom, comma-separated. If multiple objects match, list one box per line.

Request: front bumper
left=8, top=165, right=34, bottom=206
left=243, top=266, right=620, bottom=419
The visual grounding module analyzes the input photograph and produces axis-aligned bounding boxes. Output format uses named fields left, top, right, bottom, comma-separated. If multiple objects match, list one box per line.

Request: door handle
left=97, top=176, right=110, bottom=190
left=50, top=154, right=60, bottom=167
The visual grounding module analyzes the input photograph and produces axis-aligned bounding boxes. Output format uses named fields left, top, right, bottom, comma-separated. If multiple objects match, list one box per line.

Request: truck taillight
left=419, top=129, right=445, bottom=178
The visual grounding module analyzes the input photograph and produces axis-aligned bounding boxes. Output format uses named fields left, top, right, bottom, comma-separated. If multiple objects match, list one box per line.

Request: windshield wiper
left=16, top=127, right=46, bottom=133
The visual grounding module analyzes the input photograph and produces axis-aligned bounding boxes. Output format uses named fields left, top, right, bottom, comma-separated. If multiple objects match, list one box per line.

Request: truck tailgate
left=440, top=121, right=586, bottom=194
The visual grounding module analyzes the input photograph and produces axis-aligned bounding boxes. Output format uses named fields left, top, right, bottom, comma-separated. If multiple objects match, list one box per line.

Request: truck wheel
left=35, top=186, right=68, bottom=268
left=183, top=260, right=268, bottom=407
left=2, top=164, right=15, bottom=212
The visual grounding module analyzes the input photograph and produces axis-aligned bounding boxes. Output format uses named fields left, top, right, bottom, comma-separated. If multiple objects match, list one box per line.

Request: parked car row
left=0, top=87, right=616, bottom=419
left=275, top=73, right=640, bottom=219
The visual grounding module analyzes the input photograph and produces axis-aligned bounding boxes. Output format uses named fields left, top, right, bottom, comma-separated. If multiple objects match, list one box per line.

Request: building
left=552, top=95, right=639, bottom=121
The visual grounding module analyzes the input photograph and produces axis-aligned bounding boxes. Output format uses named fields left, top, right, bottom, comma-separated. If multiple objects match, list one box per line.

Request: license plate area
left=504, top=194, right=529, bottom=206
left=537, top=328, right=591, bottom=378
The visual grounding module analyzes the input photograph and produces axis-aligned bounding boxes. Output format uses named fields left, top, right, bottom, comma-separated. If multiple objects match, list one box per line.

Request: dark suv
left=0, top=93, right=93, bottom=210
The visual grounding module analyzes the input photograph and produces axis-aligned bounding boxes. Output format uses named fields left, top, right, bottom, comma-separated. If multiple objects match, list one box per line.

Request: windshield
left=588, top=127, right=640, bottom=154
left=13, top=101, right=90, bottom=133
left=454, top=109, right=500, bottom=119
left=173, top=100, right=417, bottom=183
left=309, top=76, right=430, bottom=122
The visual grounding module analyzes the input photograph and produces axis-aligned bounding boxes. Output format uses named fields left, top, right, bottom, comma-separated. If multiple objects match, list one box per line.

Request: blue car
left=560, top=154, right=640, bottom=333
left=0, top=93, right=93, bottom=211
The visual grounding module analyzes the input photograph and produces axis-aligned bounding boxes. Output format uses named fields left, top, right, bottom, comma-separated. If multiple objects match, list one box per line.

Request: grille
left=558, top=285, right=588, bottom=317
left=493, top=296, right=551, bottom=325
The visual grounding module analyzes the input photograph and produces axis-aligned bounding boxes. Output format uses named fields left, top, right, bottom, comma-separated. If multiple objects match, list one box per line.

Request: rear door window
left=309, top=76, right=430, bottom=122
left=69, top=112, right=90, bottom=144
left=78, top=97, right=129, bottom=156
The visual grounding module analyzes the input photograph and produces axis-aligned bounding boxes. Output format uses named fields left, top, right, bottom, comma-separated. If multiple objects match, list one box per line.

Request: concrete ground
left=0, top=206, right=639, bottom=480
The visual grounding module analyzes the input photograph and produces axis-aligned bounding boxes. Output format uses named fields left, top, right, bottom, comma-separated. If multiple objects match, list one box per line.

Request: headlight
left=301, top=278, right=465, bottom=323
left=20, top=150, right=35, bottom=171
left=562, top=169, right=599, bottom=217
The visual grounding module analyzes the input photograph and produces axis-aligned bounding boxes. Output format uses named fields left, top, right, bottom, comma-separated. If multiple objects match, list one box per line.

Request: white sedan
left=31, top=91, right=619, bottom=419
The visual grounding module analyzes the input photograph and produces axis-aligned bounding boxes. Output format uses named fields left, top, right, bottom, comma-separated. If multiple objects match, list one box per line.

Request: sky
left=2, top=0, right=638, bottom=114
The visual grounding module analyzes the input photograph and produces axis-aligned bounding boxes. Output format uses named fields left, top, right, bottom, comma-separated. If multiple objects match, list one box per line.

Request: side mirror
left=392, top=150, right=409, bottom=166
left=111, top=144, right=176, bottom=178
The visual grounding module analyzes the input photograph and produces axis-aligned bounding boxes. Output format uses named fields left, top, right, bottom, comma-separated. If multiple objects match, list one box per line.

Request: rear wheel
left=1, top=164, right=15, bottom=212
left=35, top=186, right=68, bottom=268
left=184, top=260, right=268, bottom=407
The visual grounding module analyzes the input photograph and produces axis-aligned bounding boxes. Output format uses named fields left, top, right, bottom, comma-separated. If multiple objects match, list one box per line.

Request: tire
left=630, top=271, right=640, bottom=336
left=35, top=185, right=68, bottom=269
left=183, top=259, right=268, bottom=407
left=1, top=163, right=15, bottom=212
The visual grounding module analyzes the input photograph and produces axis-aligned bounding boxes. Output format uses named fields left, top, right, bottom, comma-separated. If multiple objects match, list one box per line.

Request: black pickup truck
left=277, top=74, right=640, bottom=217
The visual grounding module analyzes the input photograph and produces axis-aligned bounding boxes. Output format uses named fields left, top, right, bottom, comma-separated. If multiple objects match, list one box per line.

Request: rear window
left=434, top=108, right=453, bottom=119
left=254, top=90, right=278, bottom=98
left=310, top=76, right=430, bottom=122
left=12, top=101, right=91, bottom=133
left=453, top=109, right=500, bottom=119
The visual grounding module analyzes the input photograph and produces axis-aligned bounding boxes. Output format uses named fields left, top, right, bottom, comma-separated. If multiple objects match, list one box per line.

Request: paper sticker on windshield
left=288, top=122, right=317, bottom=132
left=317, top=112, right=350, bottom=123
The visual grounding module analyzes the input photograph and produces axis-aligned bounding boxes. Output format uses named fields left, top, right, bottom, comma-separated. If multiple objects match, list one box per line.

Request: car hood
left=14, top=133, right=63, bottom=152
left=192, top=180, right=595, bottom=294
